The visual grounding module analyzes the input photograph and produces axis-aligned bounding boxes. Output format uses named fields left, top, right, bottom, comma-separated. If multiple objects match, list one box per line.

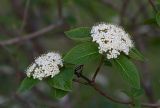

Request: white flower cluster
left=91, top=23, right=133, bottom=59
left=26, top=52, right=63, bottom=80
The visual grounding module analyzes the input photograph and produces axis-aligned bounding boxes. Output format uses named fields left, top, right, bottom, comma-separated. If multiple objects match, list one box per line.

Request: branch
left=73, top=79, right=89, bottom=85
left=92, top=83, right=160, bottom=107
left=92, top=56, right=104, bottom=82
left=148, top=0, right=158, bottom=13
left=20, top=0, right=30, bottom=32
left=11, top=0, right=24, bottom=19
left=92, top=83, right=131, bottom=104
left=74, top=72, right=132, bottom=105
left=74, top=70, right=160, bottom=107
left=0, top=23, right=62, bottom=46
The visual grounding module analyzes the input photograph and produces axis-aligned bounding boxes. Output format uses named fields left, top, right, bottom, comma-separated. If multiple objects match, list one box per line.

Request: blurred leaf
left=129, top=48, right=145, bottom=61
left=0, top=74, right=15, bottom=94
left=65, top=15, right=77, bottom=26
left=64, top=42, right=101, bottom=64
left=124, top=88, right=144, bottom=98
left=131, top=88, right=144, bottom=98
left=156, top=4, right=160, bottom=11
left=111, top=55, right=140, bottom=89
left=133, top=98, right=141, bottom=108
left=156, top=11, right=160, bottom=26
left=0, top=15, right=21, bottom=28
left=15, top=50, right=29, bottom=70
left=47, top=68, right=74, bottom=91
left=74, top=0, right=100, bottom=20
left=51, top=88, right=68, bottom=99
left=28, top=0, right=54, bottom=6
left=131, top=88, right=143, bottom=108
left=117, top=78, right=143, bottom=107
left=0, top=34, right=9, bottom=40
left=18, top=77, right=39, bottom=92
left=74, top=0, right=117, bottom=21
left=90, top=0, right=117, bottom=21
left=143, top=18, right=157, bottom=25
left=65, top=27, right=91, bottom=41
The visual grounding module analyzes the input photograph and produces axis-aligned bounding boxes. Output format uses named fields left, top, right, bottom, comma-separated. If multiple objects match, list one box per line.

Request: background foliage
left=0, top=0, right=160, bottom=108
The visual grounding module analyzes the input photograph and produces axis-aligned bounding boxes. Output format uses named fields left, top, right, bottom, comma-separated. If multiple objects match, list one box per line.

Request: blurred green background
left=0, top=0, right=160, bottom=108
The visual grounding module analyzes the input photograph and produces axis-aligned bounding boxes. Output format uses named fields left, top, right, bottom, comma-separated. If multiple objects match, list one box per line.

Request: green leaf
left=111, top=55, right=140, bottom=89
left=156, top=4, right=160, bottom=11
left=124, top=88, right=144, bottom=98
left=133, top=98, right=141, bottom=108
left=129, top=48, right=145, bottom=61
left=47, top=68, right=74, bottom=91
left=64, top=42, right=101, bottom=64
left=131, top=88, right=143, bottom=108
left=51, top=88, right=68, bottom=99
left=65, top=27, right=91, bottom=41
left=156, top=12, right=160, bottom=26
left=18, top=77, right=39, bottom=92
left=104, top=59, right=112, bottom=66
left=131, top=88, right=144, bottom=98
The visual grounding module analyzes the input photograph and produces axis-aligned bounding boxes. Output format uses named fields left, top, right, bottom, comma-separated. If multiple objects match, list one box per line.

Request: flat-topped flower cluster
left=25, top=23, right=134, bottom=80
left=26, top=52, right=63, bottom=80
left=91, top=23, right=133, bottom=59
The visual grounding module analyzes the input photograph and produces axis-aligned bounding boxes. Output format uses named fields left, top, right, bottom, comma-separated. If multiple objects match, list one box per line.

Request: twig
left=0, top=23, right=62, bottom=46
left=92, top=82, right=160, bottom=107
left=74, top=70, right=160, bottom=107
left=92, top=83, right=132, bottom=104
left=75, top=65, right=84, bottom=76
left=11, top=0, right=24, bottom=19
left=92, top=56, right=104, bottom=82
left=148, top=0, right=158, bottom=13
left=20, top=0, right=30, bottom=32
left=142, top=103, right=160, bottom=107
left=73, top=79, right=89, bottom=85
left=74, top=72, right=132, bottom=105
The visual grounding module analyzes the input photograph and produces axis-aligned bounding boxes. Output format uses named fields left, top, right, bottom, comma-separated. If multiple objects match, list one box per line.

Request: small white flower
left=91, top=23, right=133, bottom=59
left=26, top=52, right=63, bottom=80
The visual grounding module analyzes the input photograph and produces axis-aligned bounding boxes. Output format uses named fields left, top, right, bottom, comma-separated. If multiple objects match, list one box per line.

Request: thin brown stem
left=73, top=79, right=89, bottom=85
left=148, top=0, right=158, bottom=13
left=92, top=56, right=104, bottom=82
left=79, top=73, right=92, bottom=83
left=0, top=23, right=62, bottom=46
left=92, top=83, right=132, bottom=104
left=74, top=70, right=160, bottom=107
left=20, top=0, right=30, bottom=32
